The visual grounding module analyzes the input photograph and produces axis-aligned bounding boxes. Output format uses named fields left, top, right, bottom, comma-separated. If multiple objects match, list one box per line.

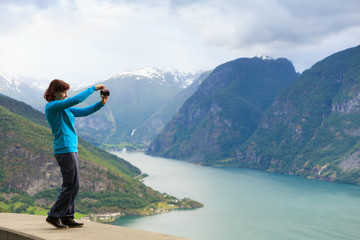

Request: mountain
left=148, top=56, right=298, bottom=163
left=111, top=67, right=197, bottom=88
left=129, top=71, right=211, bottom=146
left=227, top=45, right=360, bottom=185
left=0, top=73, right=45, bottom=111
left=0, top=95, right=202, bottom=214
left=72, top=67, right=200, bottom=149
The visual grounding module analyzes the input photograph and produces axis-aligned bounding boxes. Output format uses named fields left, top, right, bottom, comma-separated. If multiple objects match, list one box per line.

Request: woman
left=43, top=79, right=109, bottom=228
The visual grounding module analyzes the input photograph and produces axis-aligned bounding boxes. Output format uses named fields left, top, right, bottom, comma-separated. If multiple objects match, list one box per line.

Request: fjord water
left=111, top=152, right=360, bottom=240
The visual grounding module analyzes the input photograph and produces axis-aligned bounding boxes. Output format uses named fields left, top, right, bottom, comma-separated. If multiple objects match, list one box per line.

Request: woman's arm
left=69, top=101, right=104, bottom=117
left=46, top=85, right=105, bottom=113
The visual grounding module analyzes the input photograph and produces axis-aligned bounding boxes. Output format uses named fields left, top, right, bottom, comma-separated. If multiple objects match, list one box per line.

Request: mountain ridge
left=148, top=56, right=298, bottom=163
left=108, top=67, right=198, bottom=88
left=230, top=44, right=360, bottom=184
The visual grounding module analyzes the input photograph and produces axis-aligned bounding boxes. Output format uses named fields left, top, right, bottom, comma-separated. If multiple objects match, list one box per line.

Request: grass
left=0, top=200, right=88, bottom=220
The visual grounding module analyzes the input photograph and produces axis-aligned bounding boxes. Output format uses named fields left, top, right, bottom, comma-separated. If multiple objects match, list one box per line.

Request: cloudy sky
left=1, top=0, right=360, bottom=85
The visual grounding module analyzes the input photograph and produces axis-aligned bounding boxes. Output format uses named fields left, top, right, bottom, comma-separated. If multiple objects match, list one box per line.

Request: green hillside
left=0, top=94, right=48, bottom=127
left=0, top=95, right=202, bottom=217
left=231, top=45, right=360, bottom=185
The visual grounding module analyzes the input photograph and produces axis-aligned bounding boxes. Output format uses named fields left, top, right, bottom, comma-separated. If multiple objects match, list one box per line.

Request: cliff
left=148, top=57, right=298, bottom=164
left=234, top=45, right=360, bottom=184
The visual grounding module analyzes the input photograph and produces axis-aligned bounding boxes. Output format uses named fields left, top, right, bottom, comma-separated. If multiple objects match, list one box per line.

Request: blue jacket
left=45, top=86, right=104, bottom=154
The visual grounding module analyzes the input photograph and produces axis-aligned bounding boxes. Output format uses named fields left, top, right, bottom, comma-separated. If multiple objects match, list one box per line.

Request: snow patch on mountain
left=0, top=72, right=51, bottom=93
left=0, top=73, right=22, bottom=92
left=109, top=67, right=197, bottom=88
left=119, top=67, right=165, bottom=79
left=254, top=54, right=273, bottom=60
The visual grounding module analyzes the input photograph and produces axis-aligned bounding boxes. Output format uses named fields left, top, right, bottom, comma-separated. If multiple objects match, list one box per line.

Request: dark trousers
left=48, top=152, right=80, bottom=219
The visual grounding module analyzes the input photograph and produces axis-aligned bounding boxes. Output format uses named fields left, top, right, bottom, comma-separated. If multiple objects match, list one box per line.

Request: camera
left=100, top=89, right=110, bottom=97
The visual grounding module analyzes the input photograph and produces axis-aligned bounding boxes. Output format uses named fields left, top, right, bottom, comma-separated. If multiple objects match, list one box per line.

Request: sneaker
left=61, top=217, right=84, bottom=228
left=46, top=216, right=68, bottom=228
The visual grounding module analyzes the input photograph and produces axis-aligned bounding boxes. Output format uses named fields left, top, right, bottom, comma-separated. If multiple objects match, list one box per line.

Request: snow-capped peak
left=109, top=67, right=197, bottom=88
left=0, top=72, right=48, bottom=94
left=0, top=72, right=22, bottom=92
left=118, top=67, right=165, bottom=79
left=254, top=54, right=273, bottom=60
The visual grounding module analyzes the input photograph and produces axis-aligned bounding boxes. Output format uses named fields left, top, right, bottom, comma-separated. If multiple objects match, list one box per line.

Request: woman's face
left=54, top=90, right=68, bottom=100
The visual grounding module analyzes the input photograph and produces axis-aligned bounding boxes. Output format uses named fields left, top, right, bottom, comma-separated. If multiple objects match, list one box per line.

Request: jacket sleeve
left=69, top=101, right=104, bottom=117
left=46, top=86, right=97, bottom=113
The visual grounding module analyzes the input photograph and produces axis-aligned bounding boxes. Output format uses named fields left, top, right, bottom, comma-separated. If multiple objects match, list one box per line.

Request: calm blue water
left=110, top=152, right=360, bottom=240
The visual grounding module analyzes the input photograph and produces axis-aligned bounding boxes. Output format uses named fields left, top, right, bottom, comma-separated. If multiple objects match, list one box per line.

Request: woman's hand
left=95, top=84, right=105, bottom=91
left=95, top=84, right=108, bottom=104
left=101, top=95, right=108, bottom=104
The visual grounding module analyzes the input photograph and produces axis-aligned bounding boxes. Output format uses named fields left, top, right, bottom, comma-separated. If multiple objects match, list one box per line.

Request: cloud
left=168, top=0, right=360, bottom=71
left=0, top=0, right=359, bottom=84
left=172, top=0, right=360, bottom=47
left=0, top=0, right=58, bottom=9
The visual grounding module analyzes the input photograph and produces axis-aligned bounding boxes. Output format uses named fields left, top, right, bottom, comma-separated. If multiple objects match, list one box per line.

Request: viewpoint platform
left=0, top=213, right=189, bottom=240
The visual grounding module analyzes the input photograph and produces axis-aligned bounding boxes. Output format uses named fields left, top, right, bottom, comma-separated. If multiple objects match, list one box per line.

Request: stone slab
left=0, top=213, right=189, bottom=240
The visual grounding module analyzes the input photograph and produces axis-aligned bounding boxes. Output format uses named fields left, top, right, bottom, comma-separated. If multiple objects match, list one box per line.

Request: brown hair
left=44, top=79, right=70, bottom=102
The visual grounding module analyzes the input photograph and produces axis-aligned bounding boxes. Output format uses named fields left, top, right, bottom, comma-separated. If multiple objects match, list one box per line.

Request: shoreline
left=81, top=199, right=203, bottom=223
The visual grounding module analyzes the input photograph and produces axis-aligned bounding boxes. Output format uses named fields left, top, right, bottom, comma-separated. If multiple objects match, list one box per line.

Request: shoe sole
left=46, top=220, right=69, bottom=229
left=66, top=224, right=84, bottom=228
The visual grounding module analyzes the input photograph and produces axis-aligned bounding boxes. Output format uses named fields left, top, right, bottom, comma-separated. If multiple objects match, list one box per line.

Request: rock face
left=233, top=45, right=360, bottom=184
left=1, top=143, right=59, bottom=196
left=332, top=92, right=360, bottom=114
left=0, top=143, right=122, bottom=196
left=148, top=56, right=298, bottom=164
